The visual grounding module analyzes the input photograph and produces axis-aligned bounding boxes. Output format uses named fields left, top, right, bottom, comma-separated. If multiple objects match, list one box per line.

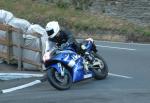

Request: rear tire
left=91, top=53, right=108, bottom=80
left=47, top=67, right=72, bottom=90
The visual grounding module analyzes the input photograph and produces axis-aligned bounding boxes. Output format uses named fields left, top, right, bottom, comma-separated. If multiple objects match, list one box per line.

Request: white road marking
left=1, top=80, right=42, bottom=94
left=96, top=45, right=136, bottom=51
left=0, top=72, right=132, bottom=93
left=96, top=40, right=150, bottom=46
left=108, top=73, right=133, bottom=79
left=0, top=73, right=44, bottom=80
left=0, top=73, right=44, bottom=77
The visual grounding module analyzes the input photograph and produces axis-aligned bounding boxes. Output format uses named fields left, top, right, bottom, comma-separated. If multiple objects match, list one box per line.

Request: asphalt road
left=0, top=41, right=150, bottom=103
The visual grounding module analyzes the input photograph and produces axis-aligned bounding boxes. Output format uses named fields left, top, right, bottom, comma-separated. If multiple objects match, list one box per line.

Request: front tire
left=91, top=53, right=108, bottom=80
left=47, top=67, right=72, bottom=90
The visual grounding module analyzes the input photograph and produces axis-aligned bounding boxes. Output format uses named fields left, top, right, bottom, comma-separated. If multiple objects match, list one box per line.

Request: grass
left=0, top=0, right=150, bottom=41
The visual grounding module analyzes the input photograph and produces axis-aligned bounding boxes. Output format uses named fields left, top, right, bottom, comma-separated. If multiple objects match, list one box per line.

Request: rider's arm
left=64, top=30, right=84, bottom=54
left=45, top=40, right=56, bottom=52
left=63, top=30, right=76, bottom=44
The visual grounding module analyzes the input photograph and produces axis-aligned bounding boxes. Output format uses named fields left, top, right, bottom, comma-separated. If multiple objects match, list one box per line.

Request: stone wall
left=90, top=0, right=150, bottom=26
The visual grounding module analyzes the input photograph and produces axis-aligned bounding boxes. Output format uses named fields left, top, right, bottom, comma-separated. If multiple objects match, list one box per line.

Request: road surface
left=0, top=41, right=150, bottom=103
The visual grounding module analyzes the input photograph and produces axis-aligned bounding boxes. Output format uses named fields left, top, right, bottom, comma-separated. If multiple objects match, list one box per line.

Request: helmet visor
left=47, top=29, right=54, bottom=37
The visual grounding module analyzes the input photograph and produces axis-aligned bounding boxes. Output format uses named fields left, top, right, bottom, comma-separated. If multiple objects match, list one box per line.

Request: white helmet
left=45, top=21, right=60, bottom=38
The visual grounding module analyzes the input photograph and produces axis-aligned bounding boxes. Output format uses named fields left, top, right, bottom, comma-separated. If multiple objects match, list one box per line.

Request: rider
left=43, top=21, right=83, bottom=62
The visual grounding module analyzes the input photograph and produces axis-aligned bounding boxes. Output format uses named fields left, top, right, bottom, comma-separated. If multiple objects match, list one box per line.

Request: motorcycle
left=44, top=38, right=108, bottom=90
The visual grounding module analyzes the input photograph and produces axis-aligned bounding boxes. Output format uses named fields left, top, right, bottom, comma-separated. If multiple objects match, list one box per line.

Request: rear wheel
left=91, top=53, right=108, bottom=80
left=47, top=67, right=72, bottom=90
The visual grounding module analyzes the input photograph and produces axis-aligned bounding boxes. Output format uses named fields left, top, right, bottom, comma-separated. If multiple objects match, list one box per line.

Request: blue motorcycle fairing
left=50, top=50, right=78, bottom=67
left=46, top=50, right=90, bottom=82
left=46, top=41, right=95, bottom=82
left=72, top=58, right=85, bottom=82
left=47, top=57, right=87, bottom=82
left=47, top=63, right=62, bottom=73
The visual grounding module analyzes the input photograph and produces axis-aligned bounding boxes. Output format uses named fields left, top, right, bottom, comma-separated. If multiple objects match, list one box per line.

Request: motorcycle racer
left=43, top=21, right=83, bottom=62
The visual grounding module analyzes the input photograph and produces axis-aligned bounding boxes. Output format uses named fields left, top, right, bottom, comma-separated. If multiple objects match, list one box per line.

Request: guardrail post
left=39, top=36, right=43, bottom=71
left=17, top=31, right=24, bottom=71
left=7, top=29, right=13, bottom=64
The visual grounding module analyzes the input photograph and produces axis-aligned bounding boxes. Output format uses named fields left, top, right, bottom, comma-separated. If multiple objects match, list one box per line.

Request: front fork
left=49, top=63, right=65, bottom=76
left=57, top=63, right=65, bottom=76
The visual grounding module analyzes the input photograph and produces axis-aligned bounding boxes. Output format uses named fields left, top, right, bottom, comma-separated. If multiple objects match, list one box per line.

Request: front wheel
left=91, top=53, right=108, bottom=80
left=47, top=67, right=72, bottom=90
